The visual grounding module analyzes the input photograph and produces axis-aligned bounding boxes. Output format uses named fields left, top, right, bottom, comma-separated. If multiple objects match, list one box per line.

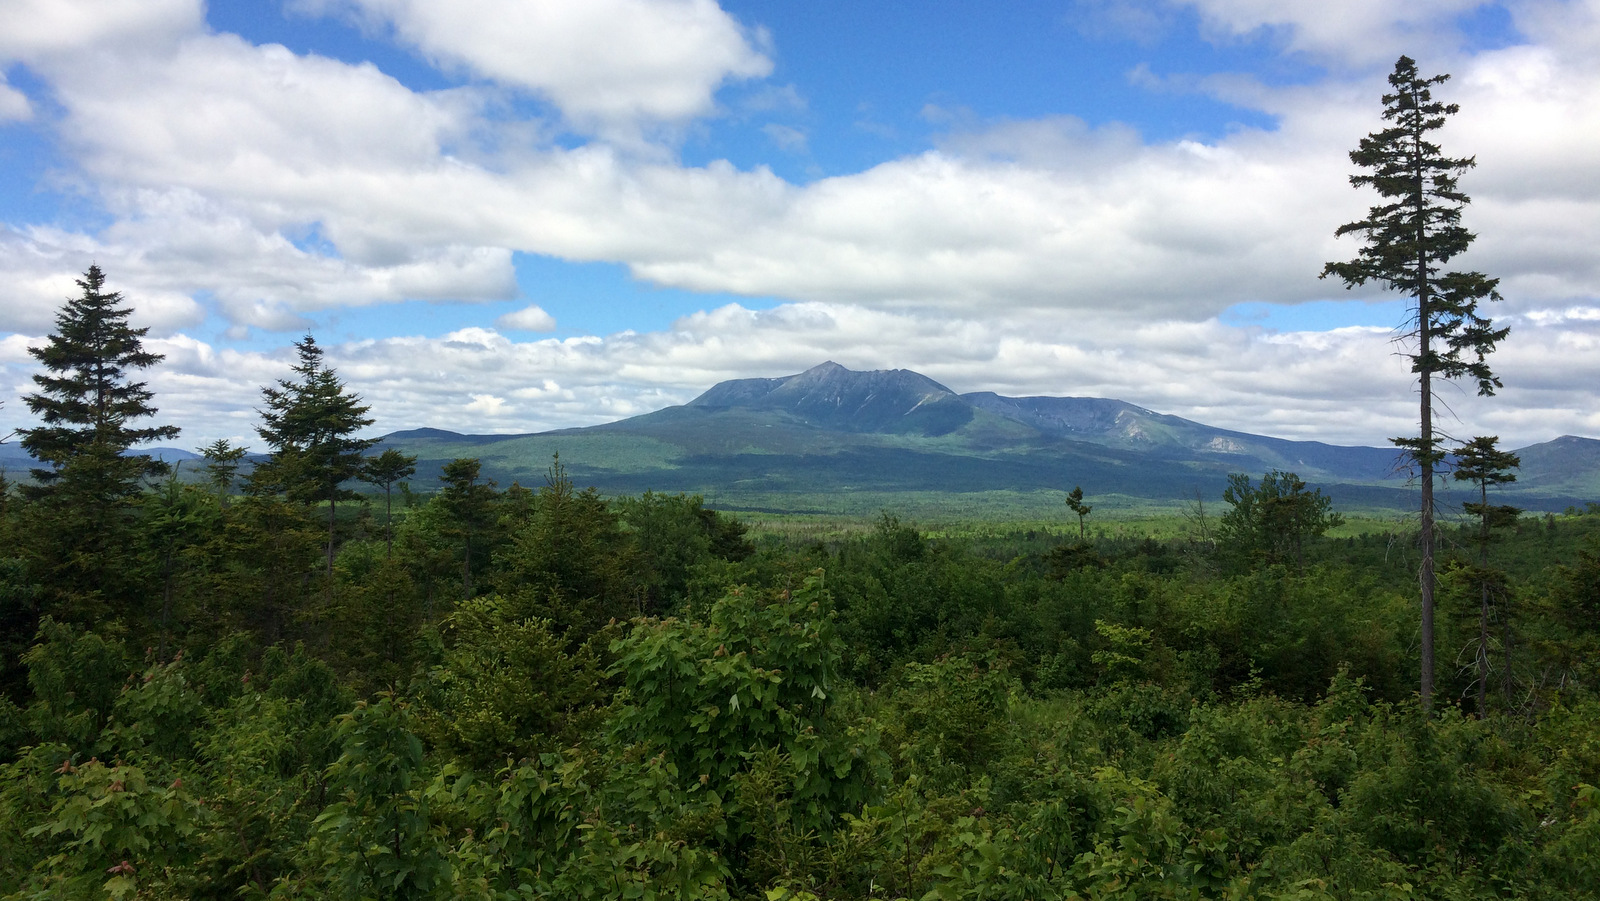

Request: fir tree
left=1218, top=471, right=1342, bottom=570
left=360, top=449, right=417, bottom=560
left=251, top=335, right=375, bottom=578
left=1066, top=486, right=1092, bottom=541
left=199, top=438, right=249, bottom=506
left=17, top=265, right=179, bottom=618
left=438, top=457, right=497, bottom=600
left=20, top=265, right=178, bottom=486
left=1321, top=56, right=1508, bottom=713
left=1452, top=436, right=1520, bottom=713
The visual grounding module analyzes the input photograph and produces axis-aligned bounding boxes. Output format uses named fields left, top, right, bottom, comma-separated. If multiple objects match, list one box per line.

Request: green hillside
left=368, top=363, right=1597, bottom=516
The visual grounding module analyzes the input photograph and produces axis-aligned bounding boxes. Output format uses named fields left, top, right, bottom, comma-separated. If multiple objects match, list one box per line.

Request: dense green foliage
left=3, top=435, right=1600, bottom=898
left=3, top=273, right=1599, bottom=899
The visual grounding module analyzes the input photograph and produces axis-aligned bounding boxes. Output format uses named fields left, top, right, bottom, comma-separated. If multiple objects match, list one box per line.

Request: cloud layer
left=0, top=0, right=1595, bottom=449
left=298, top=0, right=772, bottom=137
left=5, top=297, right=1592, bottom=450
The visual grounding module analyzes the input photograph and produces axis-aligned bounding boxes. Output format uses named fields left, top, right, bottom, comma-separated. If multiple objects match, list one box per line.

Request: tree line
left=0, top=56, right=1595, bottom=899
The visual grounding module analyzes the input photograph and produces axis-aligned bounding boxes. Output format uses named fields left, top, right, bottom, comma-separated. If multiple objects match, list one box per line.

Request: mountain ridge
left=4, top=363, right=1591, bottom=515
left=367, top=362, right=1598, bottom=514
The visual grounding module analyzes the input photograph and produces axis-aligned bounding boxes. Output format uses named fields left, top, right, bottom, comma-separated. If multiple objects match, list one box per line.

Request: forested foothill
left=5, top=59, right=1600, bottom=900
left=0, top=280, right=1597, bottom=901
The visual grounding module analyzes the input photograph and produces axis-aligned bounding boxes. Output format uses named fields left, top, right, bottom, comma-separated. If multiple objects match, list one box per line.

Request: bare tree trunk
left=1418, top=208, right=1436, bottom=716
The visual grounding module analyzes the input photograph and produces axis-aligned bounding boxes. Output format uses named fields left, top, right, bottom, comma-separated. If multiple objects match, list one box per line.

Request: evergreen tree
left=494, top=456, right=631, bottom=640
left=142, top=473, right=215, bottom=658
left=1066, top=486, right=1092, bottom=541
left=1452, top=436, right=1520, bottom=713
left=19, top=266, right=178, bottom=482
left=1321, top=56, right=1508, bottom=713
left=360, top=448, right=416, bottom=560
left=437, top=457, right=497, bottom=600
left=16, top=265, right=179, bottom=619
left=1219, top=471, right=1342, bottom=570
left=252, top=335, right=375, bottom=578
left=199, top=438, right=248, bottom=507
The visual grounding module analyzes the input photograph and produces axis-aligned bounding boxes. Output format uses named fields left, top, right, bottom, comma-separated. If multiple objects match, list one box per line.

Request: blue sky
left=1, top=0, right=1598, bottom=447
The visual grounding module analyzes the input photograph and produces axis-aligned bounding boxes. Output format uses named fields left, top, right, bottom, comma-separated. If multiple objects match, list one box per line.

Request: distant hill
left=5, top=364, right=1591, bottom=517
left=371, top=362, right=1600, bottom=516
left=0, top=443, right=199, bottom=473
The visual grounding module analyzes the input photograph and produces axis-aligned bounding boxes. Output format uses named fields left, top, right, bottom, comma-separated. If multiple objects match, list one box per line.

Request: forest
left=2, top=268, right=1600, bottom=900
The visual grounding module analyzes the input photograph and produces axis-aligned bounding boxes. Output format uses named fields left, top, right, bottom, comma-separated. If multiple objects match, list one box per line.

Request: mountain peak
left=687, top=362, right=970, bottom=435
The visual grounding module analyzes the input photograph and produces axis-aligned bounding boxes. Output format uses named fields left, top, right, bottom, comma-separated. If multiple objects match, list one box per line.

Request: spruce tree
left=21, top=265, right=178, bottom=484
left=252, top=335, right=375, bottom=578
left=18, top=265, right=179, bottom=617
left=1321, top=56, right=1508, bottom=713
left=1452, top=436, right=1520, bottom=714
left=199, top=438, right=249, bottom=506
left=438, top=457, right=497, bottom=599
left=1066, top=486, right=1092, bottom=541
left=360, top=448, right=417, bottom=560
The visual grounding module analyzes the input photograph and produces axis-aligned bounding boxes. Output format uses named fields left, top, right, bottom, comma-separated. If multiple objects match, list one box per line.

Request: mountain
left=1504, top=435, right=1600, bottom=503
left=367, top=362, right=1600, bottom=516
left=0, top=443, right=200, bottom=472
left=959, top=392, right=1401, bottom=481
left=686, top=361, right=975, bottom=436
left=6, top=363, right=1590, bottom=517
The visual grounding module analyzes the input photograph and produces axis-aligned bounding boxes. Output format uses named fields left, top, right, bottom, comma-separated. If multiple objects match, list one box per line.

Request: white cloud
left=4, top=300, right=1588, bottom=452
left=10, top=3, right=1597, bottom=331
left=0, top=332, right=36, bottom=364
left=762, top=123, right=808, bottom=153
left=1, top=1, right=1598, bottom=451
left=464, top=393, right=509, bottom=416
left=0, top=74, right=30, bottom=121
left=0, top=228, right=207, bottom=334
left=301, top=0, right=771, bottom=137
left=0, top=202, right=515, bottom=335
left=496, top=304, right=557, bottom=332
left=0, top=0, right=200, bottom=63
left=1085, top=0, right=1502, bottom=68
left=1178, top=0, right=1492, bottom=66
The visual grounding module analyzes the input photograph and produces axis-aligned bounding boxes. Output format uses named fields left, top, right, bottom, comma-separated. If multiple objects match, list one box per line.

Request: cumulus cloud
left=24, top=9, right=1599, bottom=327
left=0, top=229, right=207, bottom=335
left=464, top=393, right=509, bottom=416
left=298, top=0, right=771, bottom=137
left=7, top=1, right=1597, bottom=331
left=1, top=1, right=1597, bottom=449
left=0, top=0, right=200, bottom=63
left=0, top=206, right=514, bottom=335
left=4, top=300, right=1588, bottom=451
left=496, top=305, right=557, bottom=332
left=1178, top=0, right=1493, bottom=66
left=1079, top=0, right=1498, bottom=67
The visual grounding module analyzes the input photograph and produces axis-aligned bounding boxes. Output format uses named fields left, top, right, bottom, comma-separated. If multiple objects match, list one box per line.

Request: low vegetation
left=3, top=58, right=1594, bottom=894
left=4, top=433, right=1600, bottom=899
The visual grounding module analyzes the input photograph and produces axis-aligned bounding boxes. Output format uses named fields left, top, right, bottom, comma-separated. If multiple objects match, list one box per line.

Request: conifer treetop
left=21, top=264, right=179, bottom=473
